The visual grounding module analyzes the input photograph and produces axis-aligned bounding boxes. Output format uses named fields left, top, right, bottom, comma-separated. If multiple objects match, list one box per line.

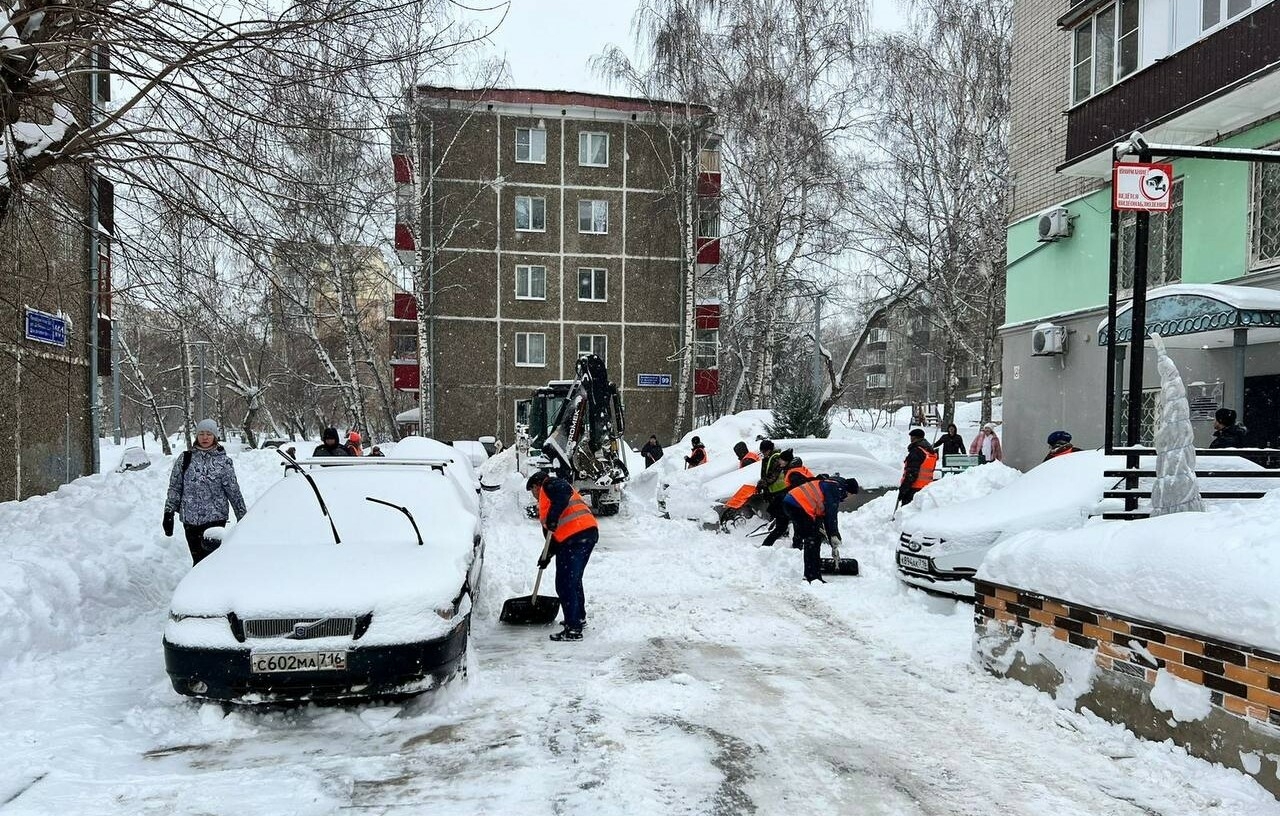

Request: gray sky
left=475, top=0, right=904, bottom=94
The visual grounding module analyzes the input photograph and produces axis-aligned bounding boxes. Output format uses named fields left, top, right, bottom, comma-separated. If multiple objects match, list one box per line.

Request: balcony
left=392, top=292, right=417, bottom=321
left=694, top=368, right=719, bottom=396
left=696, top=236, right=720, bottom=265
left=391, top=362, right=419, bottom=392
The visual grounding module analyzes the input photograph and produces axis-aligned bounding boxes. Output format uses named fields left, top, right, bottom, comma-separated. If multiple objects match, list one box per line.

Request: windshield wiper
left=364, top=497, right=424, bottom=546
left=277, top=449, right=341, bottom=544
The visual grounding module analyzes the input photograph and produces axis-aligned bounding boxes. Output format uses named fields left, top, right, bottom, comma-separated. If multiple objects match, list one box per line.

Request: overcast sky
left=474, top=0, right=905, bottom=94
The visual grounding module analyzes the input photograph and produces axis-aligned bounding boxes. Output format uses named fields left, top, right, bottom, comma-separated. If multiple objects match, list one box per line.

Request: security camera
left=1127, top=130, right=1150, bottom=154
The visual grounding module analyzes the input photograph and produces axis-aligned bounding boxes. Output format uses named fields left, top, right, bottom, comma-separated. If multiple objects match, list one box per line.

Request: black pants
left=555, top=529, right=598, bottom=630
left=898, top=485, right=920, bottom=507
left=184, top=521, right=226, bottom=565
left=786, top=506, right=824, bottom=581
left=761, top=492, right=792, bottom=547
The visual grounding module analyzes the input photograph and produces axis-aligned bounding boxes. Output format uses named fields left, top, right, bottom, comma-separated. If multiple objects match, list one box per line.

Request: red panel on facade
left=695, top=303, right=720, bottom=330
left=392, top=155, right=412, bottom=184
left=394, top=223, right=416, bottom=251
left=696, top=237, right=720, bottom=265
left=694, top=368, right=719, bottom=396
left=392, top=362, right=420, bottom=391
left=697, top=172, right=721, bottom=198
left=393, top=292, right=418, bottom=321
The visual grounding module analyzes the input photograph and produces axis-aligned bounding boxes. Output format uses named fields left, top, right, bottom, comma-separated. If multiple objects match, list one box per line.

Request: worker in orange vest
left=526, top=471, right=599, bottom=641
left=733, top=441, right=761, bottom=468
left=898, top=428, right=938, bottom=507
left=783, top=475, right=859, bottom=582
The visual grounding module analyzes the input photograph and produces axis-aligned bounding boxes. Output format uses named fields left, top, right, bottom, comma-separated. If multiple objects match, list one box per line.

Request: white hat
left=983, top=422, right=997, bottom=431
left=195, top=419, right=220, bottom=437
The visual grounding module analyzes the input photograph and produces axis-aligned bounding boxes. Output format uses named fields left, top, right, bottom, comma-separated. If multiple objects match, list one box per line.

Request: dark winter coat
left=685, top=444, right=707, bottom=468
left=1210, top=424, right=1250, bottom=449
left=783, top=478, right=849, bottom=539
left=933, top=433, right=965, bottom=457
left=165, top=445, right=248, bottom=527
left=641, top=441, right=664, bottom=467
left=312, top=442, right=353, bottom=457
left=759, top=451, right=785, bottom=492
left=901, top=440, right=936, bottom=486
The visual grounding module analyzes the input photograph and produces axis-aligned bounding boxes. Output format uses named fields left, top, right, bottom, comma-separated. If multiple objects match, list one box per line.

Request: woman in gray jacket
left=163, top=419, right=248, bottom=564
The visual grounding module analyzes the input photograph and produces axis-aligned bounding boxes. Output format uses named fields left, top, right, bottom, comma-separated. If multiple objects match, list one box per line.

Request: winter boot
left=550, top=626, right=583, bottom=642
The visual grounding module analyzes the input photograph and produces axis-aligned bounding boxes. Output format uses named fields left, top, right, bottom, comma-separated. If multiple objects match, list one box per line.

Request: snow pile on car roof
left=980, top=490, right=1280, bottom=652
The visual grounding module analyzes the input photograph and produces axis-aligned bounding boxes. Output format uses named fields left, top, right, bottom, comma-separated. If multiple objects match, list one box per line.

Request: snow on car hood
left=899, top=450, right=1118, bottom=549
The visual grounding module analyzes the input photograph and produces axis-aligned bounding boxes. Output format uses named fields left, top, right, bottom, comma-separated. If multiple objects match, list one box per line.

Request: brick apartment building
left=389, top=87, right=721, bottom=444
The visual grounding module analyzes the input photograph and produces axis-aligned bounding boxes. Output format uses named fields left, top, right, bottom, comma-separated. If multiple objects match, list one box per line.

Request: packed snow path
left=3, top=472, right=1277, bottom=814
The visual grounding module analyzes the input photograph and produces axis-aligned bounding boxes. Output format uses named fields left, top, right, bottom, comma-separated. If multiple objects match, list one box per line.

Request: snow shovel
left=499, top=532, right=561, bottom=625
left=820, top=537, right=859, bottom=576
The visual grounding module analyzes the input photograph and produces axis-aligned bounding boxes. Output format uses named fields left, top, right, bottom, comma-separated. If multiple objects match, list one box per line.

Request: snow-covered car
left=163, top=449, right=483, bottom=704
left=895, top=450, right=1270, bottom=598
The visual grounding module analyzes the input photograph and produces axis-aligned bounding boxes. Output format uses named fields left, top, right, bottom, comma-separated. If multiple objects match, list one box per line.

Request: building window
left=579, top=132, right=609, bottom=167
left=515, top=196, right=546, bottom=232
left=1203, top=0, right=1258, bottom=31
left=1072, top=1, right=1140, bottom=104
left=866, top=373, right=888, bottom=389
left=699, top=139, right=721, bottom=174
left=864, top=349, right=887, bottom=366
left=515, top=127, right=546, bottom=164
left=698, top=200, right=720, bottom=238
left=1252, top=158, right=1280, bottom=269
left=1120, top=178, right=1184, bottom=291
left=867, top=327, right=889, bottom=344
left=695, top=328, right=719, bottom=369
left=515, top=264, right=546, bottom=300
left=577, top=334, right=607, bottom=360
left=578, top=199, right=609, bottom=234
left=578, top=267, right=607, bottom=301
left=515, top=332, right=546, bottom=367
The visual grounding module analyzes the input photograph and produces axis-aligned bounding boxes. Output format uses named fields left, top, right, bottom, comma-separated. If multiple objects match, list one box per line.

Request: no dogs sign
left=1113, top=163, right=1175, bottom=212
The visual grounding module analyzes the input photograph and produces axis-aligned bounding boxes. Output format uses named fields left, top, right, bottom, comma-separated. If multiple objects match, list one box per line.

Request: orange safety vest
left=740, top=451, right=761, bottom=467
left=789, top=479, right=826, bottom=520
left=907, top=449, right=938, bottom=489
left=538, top=486, right=598, bottom=543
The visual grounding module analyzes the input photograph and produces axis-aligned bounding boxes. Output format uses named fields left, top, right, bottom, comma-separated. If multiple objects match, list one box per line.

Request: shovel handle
left=531, top=530, right=554, bottom=596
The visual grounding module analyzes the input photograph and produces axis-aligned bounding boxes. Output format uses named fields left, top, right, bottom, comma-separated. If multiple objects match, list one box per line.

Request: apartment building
left=1002, top=0, right=1280, bottom=469
left=852, top=307, right=984, bottom=418
left=389, top=87, right=720, bottom=443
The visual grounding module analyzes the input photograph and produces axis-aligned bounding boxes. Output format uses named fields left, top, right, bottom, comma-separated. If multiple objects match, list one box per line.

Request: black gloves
left=162, top=511, right=175, bottom=537
left=537, top=551, right=553, bottom=569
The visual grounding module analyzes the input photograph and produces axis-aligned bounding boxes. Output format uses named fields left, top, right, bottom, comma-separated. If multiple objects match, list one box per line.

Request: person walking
left=783, top=475, right=859, bottom=583
left=969, top=423, right=1003, bottom=464
left=1043, top=430, right=1083, bottom=462
left=526, top=471, right=598, bottom=642
left=733, top=441, right=761, bottom=468
left=898, top=428, right=938, bottom=507
left=345, top=430, right=364, bottom=456
left=933, top=424, right=965, bottom=458
left=163, top=419, right=248, bottom=565
left=684, top=436, right=708, bottom=468
left=1210, top=408, right=1249, bottom=449
left=313, top=427, right=352, bottom=457
left=641, top=435, right=665, bottom=467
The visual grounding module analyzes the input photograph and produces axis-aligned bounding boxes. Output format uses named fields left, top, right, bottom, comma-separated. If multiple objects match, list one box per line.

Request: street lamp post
left=923, top=352, right=934, bottom=420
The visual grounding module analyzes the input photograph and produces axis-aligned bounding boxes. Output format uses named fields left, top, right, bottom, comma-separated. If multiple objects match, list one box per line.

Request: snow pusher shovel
left=820, top=537, right=859, bottom=576
left=500, top=532, right=561, bottom=625
left=725, top=484, right=758, bottom=511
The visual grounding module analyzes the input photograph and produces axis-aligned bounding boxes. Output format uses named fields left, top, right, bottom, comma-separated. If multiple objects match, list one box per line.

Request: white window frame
left=695, top=328, right=719, bottom=370
left=865, top=373, right=888, bottom=389
left=514, top=196, right=546, bottom=232
left=515, top=332, right=546, bottom=367
left=515, top=264, right=547, bottom=300
left=1119, top=177, right=1184, bottom=293
left=864, top=348, right=887, bottom=366
left=1070, top=0, right=1141, bottom=105
left=577, top=334, right=607, bottom=361
left=698, top=200, right=720, bottom=238
left=515, top=127, right=547, bottom=164
left=1200, top=0, right=1261, bottom=33
left=868, top=327, right=889, bottom=344
left=578, top=131, right=609, bottom=167
left=577, top=267, right=607, bottom=302
left=578, top=199, right=609, bottom=234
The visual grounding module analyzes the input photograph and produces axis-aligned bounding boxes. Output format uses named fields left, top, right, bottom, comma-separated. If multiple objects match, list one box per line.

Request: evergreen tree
left=766, top=381, right=831, bottom=439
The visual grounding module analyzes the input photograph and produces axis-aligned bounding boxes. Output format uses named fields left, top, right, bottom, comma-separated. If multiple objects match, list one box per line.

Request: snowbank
left=980, top=492, right=1280, bottom=652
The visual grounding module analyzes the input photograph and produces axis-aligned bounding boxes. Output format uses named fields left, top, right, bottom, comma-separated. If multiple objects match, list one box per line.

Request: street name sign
left=636, top=373, right=672, bottom=388
left=1113, top=163, right=1175, bottom=212
left=24, top=308, right=68, bottom=347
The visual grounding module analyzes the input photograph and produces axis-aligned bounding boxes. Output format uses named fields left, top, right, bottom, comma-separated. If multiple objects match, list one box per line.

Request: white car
left=895, top=450, right=1269, bottom=598
left=163, top=446, right=483, bottom=704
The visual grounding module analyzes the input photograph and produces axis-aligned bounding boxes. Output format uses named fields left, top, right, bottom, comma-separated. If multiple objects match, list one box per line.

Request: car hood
left=169, top=542, right=471, bottom=619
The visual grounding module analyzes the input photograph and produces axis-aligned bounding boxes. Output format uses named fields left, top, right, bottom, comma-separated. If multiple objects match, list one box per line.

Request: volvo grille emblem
left=905, top=541, right=921, bottom=552
left=289, top=620, right=323, bottom=639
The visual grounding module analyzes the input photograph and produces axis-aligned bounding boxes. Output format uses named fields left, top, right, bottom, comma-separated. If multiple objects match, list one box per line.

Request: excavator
left=517, top=353, right=629, bottom=515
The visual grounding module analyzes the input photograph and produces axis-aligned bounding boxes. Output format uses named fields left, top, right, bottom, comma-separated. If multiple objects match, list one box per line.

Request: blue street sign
left=636, top=373, right=672, bottom=388
left=24, top=308, right=68, bottom=347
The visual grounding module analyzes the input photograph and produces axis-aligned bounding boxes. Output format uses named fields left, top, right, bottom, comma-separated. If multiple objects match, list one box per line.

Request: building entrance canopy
left=1097, top=283, right=1280, bottom=348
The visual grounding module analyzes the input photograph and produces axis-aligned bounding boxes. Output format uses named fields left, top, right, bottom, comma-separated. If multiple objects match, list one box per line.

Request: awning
left=1097, top=283, right=1280, bottom=347
left=395, top=408, right=421, bottom=424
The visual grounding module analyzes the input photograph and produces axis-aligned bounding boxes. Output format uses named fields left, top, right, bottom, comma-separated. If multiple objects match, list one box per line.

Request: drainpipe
left=87, top=46, right=101, bottom=475
left=1234, top=328, right=1248, bottom=425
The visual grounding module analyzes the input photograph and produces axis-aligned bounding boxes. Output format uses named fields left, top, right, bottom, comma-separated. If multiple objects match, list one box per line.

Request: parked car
left=895, top=450, right=1269, bottom=598
left=163, top=451, right=483, bottom=704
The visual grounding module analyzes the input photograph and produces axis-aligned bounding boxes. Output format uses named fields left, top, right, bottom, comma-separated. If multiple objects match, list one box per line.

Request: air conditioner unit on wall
left=1032, top=322, right=1067, bottom=356
left=1037, top=207, right=1072, bottom=242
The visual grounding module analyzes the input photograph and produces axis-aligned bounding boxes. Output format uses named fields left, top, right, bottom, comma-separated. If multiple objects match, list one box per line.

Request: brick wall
left=1008, top=0, right=1102, bottom=222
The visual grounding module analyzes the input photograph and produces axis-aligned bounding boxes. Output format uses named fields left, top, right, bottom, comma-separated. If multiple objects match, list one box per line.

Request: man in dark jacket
left=733, top=441, right=761, bottom=468
left=684, top=436, right=707, bottom=468
left=313, top=427, right=352, bottom=457
left=163, top=419, right=248, bottom=565
left=527, top=471, right=599, bottom=641
left=758, top=440, right=791, bottom=546
left=1043, top=430, right=1083, bottom=462
left=783, top=475, right=859, bottom=583
left=933, top=424, right=965, bottom=458
left=898, top=429, right=938, bottom=507
left=1210, top=408, right=1249, bottom=449
left=641, top=435, right=664, bottom=467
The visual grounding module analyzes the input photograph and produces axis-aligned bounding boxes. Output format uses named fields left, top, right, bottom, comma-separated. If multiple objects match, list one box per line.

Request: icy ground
left=3, top=436, right=1277, bottom=813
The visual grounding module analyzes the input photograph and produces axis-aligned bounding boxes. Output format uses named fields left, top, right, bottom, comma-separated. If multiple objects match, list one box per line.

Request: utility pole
left=87, top=46, right=101, bottom=474
left=111, top=312, right=121, bottom=444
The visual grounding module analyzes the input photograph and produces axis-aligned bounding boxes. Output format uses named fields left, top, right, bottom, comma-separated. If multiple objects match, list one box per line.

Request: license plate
left=250, top=650, right=347, bottom=674
left=897, top=553, right=931, bottom=572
